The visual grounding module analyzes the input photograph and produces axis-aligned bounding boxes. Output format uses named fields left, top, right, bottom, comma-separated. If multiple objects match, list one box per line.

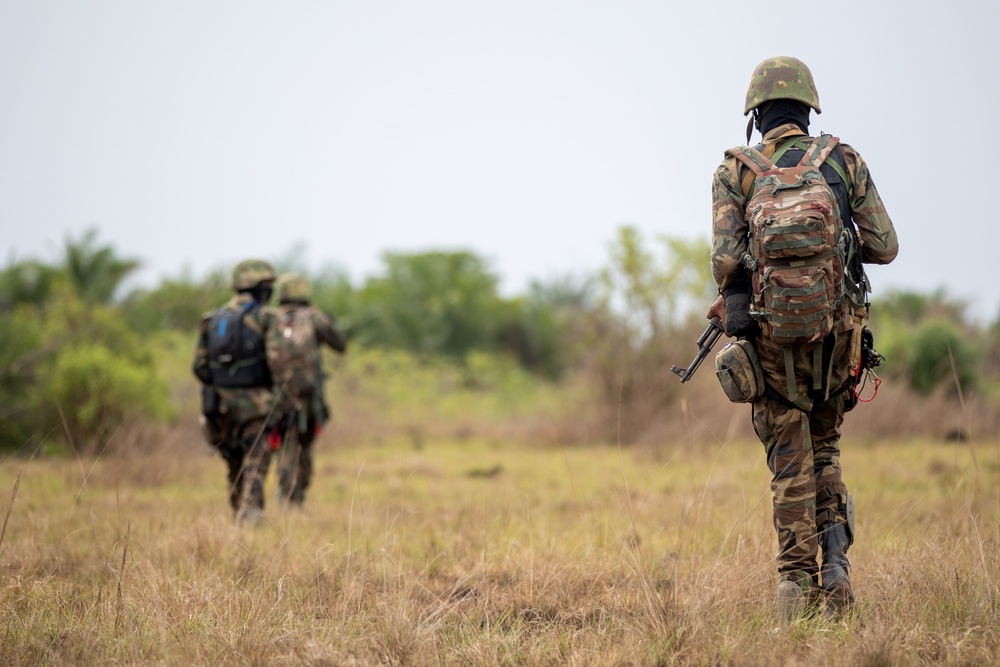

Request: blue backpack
left=206, top=302, right=271, bottom=388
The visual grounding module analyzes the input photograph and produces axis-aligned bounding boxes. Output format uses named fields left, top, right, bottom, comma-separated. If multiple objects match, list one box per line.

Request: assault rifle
left=670, top=317, right=724, bottom=382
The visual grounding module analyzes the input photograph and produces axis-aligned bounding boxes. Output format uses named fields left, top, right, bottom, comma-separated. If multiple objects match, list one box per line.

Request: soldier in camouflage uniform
left=708, top=57, right=898, bottom=617
left=193, top=259, right=284, bottom=526
left=270, top=273, right=347, bottom=505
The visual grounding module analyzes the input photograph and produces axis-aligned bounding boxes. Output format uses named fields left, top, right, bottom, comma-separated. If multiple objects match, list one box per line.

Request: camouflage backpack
left=726, top=134, right=848, bottom=345
left=267, top=306, right=319, bottom=401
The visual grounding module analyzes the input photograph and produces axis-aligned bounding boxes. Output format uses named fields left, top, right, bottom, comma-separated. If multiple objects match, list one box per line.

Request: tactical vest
left=206, top=302, right=272, bottom=388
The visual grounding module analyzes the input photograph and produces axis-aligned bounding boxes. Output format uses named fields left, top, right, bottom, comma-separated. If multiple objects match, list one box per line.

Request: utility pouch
left=715, top=339, right=765, bottom=403
left=848, top=309, right=867, bottom=372
left=201, top=384, right=221, bottom=419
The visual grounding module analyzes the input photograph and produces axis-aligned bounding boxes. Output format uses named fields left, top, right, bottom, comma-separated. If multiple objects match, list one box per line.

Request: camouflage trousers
left=277, top=405, right=321, bottom=504
left=219, top=417, right=273, bottom=516
left=212, top=386, right=281, bottom=517
left=749, top=327, right=855, bottom=584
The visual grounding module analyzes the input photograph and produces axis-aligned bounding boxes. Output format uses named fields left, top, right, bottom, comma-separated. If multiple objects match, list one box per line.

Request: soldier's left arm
left=841, top=144, right=899, bottom=265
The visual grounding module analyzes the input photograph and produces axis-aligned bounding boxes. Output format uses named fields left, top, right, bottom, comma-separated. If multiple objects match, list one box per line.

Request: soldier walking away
left=707, top=57, right=898, bottom=619
left=193, top=259, right=285, bottom=526
left=268, top=273, right=347, bottom=506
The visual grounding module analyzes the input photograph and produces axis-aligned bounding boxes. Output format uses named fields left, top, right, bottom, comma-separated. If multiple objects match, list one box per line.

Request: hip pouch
left=715, top=339, right=765, bottom=403
left=848, top=308, right=867, bottom=372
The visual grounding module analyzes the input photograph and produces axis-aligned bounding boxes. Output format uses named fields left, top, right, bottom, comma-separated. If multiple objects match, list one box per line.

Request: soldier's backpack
left=267, top=306, right=319, bottom=401
left=726, top=134, right=849, bottom=345
left=206, top=302, right=271, bottom=388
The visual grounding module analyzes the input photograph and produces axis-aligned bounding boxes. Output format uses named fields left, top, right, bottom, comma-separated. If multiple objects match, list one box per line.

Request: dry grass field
left=1, top=417, right=997, bottom=666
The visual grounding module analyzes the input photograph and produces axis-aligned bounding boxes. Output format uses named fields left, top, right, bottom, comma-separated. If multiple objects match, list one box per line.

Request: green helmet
left=744, top=56, right=821, bottom=115
left=276, top=272, right=310, bottom=304
left=231, top=258, right=276, bottom=291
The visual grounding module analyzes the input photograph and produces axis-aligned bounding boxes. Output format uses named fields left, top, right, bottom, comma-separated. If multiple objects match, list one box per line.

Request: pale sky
left=2, top=1, right=998, bottom=321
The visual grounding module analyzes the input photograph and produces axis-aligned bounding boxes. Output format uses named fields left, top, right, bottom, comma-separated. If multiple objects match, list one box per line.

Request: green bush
left=908, top=320, right=979, bottom=395
left=122, top=269, right=231, bottom=333
left=869, top=290, right=986, bottom=397
left=0, top=304, right=45, bottom=448
left=0, top=289, right=176, bottom=454
left=352, top=251, right=504, bottom=358
left=42, top=344, right=174, bottom=453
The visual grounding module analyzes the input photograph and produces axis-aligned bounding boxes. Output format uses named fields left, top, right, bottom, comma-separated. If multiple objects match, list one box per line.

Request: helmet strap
left=745, top=102, right=776, bottom=143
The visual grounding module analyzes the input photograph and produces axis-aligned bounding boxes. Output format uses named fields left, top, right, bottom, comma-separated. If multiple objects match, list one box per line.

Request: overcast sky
left=2, top=1, right=998, bottom=321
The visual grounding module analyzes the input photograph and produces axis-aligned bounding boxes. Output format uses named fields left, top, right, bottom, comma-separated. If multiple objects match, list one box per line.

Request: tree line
left=2, top=227, right=997, bottom=453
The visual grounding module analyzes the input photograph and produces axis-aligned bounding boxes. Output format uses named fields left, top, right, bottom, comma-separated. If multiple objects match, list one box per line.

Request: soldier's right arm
left=312, top=310, right=347, bottom=353
left=711, top=157, right=752, bottom=292
left=192, top=314, right=213, bottom=384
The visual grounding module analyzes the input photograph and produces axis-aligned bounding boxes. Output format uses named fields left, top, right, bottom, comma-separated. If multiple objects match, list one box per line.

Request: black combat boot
left=819, top=522, right=854, bottom=614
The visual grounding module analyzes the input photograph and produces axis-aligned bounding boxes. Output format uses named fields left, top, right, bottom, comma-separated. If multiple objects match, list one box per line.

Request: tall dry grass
left=0, top=415, right=998, bottom=665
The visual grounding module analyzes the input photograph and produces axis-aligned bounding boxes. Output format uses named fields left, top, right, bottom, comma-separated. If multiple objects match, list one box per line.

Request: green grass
left=0, top=434, right=998, bottom=665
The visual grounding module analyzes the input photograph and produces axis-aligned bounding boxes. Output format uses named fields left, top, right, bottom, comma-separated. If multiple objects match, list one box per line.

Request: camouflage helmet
left=276, top=272, right=311, bottom=304
left=231, top=258, right=276, bottom=291
left=744, top=56, right=821, bottom=115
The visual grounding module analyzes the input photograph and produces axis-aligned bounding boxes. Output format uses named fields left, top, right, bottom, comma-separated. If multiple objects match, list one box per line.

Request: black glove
left=723, top=281, right=757, bottom=337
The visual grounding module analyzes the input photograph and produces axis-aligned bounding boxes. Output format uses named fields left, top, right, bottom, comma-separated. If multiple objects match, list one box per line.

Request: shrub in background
left=351, top=251, right=503, bottom=358
left=0, top=288, right=175, bottom=454
left=43, top=343, right=174, bottom=454
left=907, top=320, right=979, bottom=396
left=583, top=227, right=715, bottom=443
left=0, top=304, right=45, bottom=449
left=122, top=268, right=231, bottom=333
left=870, top=290, right=984, bottom=397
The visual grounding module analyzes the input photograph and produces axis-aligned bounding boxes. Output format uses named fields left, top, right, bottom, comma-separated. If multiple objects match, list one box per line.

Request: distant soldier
left=193, top=259, right=284, bottom=525
left=708, top=57, right=898, bottom=617
left=268, top=273, right=347, bottom=505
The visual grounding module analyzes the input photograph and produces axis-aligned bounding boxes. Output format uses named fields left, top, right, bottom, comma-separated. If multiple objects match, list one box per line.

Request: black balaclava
left=245, top=283, right=273, bottom=305
left=748, top=99, right=811, bottom=143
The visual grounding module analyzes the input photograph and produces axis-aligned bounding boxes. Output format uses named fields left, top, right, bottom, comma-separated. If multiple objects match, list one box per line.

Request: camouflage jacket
left=193, top=293, right=283, bottom=431
left=305, top=305, right=347, bottom=355
left=711, top=123, right=899, bottom=295
left=271, top=302, right=347, bottom=411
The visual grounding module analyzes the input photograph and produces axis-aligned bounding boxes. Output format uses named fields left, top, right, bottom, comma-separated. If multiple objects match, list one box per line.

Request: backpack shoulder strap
left=746, top=136, right=804, bottom=200
left=799, top=134, right=840, bottom=168
left=728, top=145, right=777, bottom=199
left=726, top=145, right=774, bottom=176
left=824, top=146, right=851, bottom=197
left=768, top=135, right=803, bottom=166
left=783, top=135, right=853, bottom=198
